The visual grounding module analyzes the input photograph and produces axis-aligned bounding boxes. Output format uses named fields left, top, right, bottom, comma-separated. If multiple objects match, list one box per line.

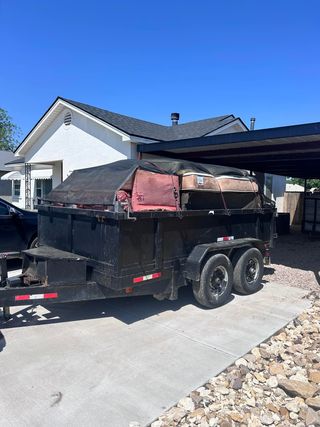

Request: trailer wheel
left=192, top=254, right=233, bottom=308
left=232, top=247, right=263, bottom=294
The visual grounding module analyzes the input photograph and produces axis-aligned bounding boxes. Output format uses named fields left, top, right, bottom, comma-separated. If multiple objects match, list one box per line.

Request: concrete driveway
left=0, top=274, right=310, bottom=427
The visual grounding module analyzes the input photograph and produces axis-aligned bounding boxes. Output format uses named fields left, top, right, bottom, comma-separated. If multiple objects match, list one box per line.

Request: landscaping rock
left=306, top=396, right=320, bottom=410
left=266, top=376, right=278, bottom=388
left=229, top=377, right=242, bottom=390
left=278, top=378, right=318, bottom=399
left=259, top=348, right=271, bottom=359
left=285, top=400, right=300, bottom=413
left=235, top=357, right=248, bottom=367
left=305, top=407, right=320, bottom=426
left=308, top=369, right=320, bottom=383
left=178, top=397, right=194, bottom=412
left=269, top=362, right=285, bottom=376
left=260, top=412, right=274, bottom=425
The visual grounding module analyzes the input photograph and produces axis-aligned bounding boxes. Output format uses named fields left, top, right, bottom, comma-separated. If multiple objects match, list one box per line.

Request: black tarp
left=46, top=158, right=249, bottom=205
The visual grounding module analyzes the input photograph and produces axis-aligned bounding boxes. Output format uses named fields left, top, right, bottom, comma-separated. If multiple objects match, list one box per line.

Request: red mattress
left=131, top=169, right=180, bottom=211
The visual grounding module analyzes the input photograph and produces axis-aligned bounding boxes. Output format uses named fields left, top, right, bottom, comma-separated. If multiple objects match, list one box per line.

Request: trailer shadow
left=0, top=286, right=234, bottom=329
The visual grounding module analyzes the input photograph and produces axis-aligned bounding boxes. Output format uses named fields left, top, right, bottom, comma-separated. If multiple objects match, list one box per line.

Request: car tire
left=192, top=253, right=233, bottom=308
left=232, top=247, right=264, bottom=294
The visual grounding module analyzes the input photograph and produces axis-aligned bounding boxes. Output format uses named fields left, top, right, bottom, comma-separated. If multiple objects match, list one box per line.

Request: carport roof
left=137, top=121, right=320, bottom=178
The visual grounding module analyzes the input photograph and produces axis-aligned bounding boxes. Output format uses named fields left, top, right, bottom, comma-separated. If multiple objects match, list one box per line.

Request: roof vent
left=64, top=112, right=72, bottom=126
left=171, top=112, right=180, bottom=126
left=250, top=117, right=256, bottom=131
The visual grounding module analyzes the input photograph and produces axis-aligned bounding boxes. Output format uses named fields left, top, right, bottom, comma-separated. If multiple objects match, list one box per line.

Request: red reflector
left=15, top=295, right=30, bottom=301
left=133, top=272, right=162, bottom=284
left=44, top=293, right=58, bottom=299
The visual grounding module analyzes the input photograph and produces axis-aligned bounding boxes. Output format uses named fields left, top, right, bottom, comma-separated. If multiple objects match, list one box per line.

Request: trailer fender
left=183, top=238, right=264, bottom=282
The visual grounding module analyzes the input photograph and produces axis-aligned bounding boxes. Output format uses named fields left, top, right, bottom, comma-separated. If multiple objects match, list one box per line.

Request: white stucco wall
left=264, top=173, right=286, bottom=211
left=24, top=109, right=132, bottom=184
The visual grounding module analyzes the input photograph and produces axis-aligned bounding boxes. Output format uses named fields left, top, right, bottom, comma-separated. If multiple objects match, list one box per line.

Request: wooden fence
left=282, top=192, right=304, bottom=225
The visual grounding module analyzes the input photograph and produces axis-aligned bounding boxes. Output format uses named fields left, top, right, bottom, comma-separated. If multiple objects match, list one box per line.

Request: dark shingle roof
left=62, top=98, right=238, bottom=142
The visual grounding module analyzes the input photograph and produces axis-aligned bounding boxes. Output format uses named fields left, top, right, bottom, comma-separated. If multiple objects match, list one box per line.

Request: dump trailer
left=0, top=159, right=276, bottom=319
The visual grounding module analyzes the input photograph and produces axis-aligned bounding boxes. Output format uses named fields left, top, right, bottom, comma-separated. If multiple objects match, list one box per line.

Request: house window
left=13, top=180, right=21, bottom=197
left=35, top=180, right=42, bottom=199
left=35, top=179, right=53, bottom=201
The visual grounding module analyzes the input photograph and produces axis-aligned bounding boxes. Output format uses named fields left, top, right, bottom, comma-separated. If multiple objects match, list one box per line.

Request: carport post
left=302, top=179, right=308, bottom=233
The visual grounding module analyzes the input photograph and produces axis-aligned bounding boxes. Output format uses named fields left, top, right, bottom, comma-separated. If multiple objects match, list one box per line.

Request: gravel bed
left=151, top=292, right=320, bottom=427
left=263, top=231, right=320, bottom=291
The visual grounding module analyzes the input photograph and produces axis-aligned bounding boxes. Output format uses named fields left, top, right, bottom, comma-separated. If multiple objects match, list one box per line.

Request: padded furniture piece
left=182, top=173, right=258, bottom=193
left=181, top=173, right=260, bottom=210
left=217, top=176, right=259, bottom=193
left=131, top=169, right=180, bottom=212
left=181, top=173, right=220, bottom=191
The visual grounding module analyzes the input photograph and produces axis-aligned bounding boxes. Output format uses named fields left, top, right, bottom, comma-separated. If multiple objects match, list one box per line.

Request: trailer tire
left=232, top=247, right=263, bottom=294
left=192, top=254, right=233, bottom=308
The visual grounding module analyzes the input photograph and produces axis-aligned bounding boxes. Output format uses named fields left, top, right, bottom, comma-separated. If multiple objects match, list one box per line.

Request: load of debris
left=45, top=159, right=269, bottom=212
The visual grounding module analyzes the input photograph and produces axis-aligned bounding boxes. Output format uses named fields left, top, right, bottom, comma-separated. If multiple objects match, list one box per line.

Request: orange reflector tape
left=133, top=272, right=162, bottom=284
left=217, top=236, right=234, bottom=242
left=15, top=293, right=58, bottom=301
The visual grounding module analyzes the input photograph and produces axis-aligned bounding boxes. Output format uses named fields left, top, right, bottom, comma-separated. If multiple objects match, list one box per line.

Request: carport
left=138, top=121, right=320, bottom=233
left=137, top=121, right=320, bottom=179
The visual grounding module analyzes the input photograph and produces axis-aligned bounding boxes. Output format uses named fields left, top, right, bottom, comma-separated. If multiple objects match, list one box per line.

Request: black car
left=0, top=198, right=38, bottom=253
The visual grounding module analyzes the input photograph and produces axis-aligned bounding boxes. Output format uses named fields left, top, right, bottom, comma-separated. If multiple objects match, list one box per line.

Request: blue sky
left=1, top=0, right=320, bottom=139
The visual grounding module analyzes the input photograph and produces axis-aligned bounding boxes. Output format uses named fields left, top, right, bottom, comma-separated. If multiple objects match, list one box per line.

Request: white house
left=1, top=97, right=285, bottom=209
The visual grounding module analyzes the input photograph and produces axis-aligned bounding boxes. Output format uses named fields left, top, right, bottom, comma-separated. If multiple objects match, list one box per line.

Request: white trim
left=1, top=171, right=18, bottom=180
left=16, top=99, right=131, bottom=156
left=1, top=169, right=52, bottom=180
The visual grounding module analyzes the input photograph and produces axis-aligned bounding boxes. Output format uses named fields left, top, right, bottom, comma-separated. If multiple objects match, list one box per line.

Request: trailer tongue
left=0, top=159, right=275, bottom=319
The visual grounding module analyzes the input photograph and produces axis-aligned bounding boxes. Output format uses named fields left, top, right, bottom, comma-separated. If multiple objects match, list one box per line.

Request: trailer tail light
left=133, top=272, right=162, bottom=284
left=15, top=293, right=58, bottom=301
left=217, top=236, right=234, bottom=242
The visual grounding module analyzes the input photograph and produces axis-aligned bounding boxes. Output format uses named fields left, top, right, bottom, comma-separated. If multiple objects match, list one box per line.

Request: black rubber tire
left=29, top=237, right=39, bottom=249
left=192, top=253, right=233, bottom=308
left=232, top=247, right=264, bottom=295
